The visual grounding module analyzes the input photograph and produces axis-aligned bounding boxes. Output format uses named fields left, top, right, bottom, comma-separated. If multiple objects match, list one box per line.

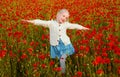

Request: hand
left=83, top=27, right=90, bottom=30
left=86, top=28, right=90, bottom=30
left=21, top=19, right=33, bottom=23
left=21, top=19, right=28, bottom=22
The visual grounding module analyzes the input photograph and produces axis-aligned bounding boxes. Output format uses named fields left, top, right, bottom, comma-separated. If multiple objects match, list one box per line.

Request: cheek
left=59, top=17, right=63, bottom=21
left=58, top=16, right=62, bottom=20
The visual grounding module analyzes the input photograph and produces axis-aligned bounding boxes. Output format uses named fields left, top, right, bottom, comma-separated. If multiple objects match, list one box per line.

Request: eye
left=63, top=15, right=65, bottom=17
left=66, top=17, right=68, bottom=19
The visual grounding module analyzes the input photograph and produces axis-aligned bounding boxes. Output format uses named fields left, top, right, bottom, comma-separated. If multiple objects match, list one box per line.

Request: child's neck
left=57, top=20, right=65, bottom=24
left=55, top=19, right=61, bottom=24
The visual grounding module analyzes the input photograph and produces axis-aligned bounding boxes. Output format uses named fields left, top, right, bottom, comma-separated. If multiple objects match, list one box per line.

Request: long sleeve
left=66, top=22, right=89, bottom=30
left=30, top=19, right=52, bottom=27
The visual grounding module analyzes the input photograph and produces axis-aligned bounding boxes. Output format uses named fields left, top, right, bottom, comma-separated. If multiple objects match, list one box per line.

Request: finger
left=21, top=19, right=27, bottom=22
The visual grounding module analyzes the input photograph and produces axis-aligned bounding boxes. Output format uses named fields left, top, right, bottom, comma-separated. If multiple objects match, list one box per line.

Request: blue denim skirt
left=50, top=39, right=75, bottom=59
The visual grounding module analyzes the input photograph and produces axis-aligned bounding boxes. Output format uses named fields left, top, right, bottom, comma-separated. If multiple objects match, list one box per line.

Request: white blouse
left=31, top=19, right=87, bottom=46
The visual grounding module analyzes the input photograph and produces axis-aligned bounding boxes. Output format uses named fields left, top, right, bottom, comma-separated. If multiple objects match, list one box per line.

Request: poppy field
left=0, top=0, right=120, bottom=77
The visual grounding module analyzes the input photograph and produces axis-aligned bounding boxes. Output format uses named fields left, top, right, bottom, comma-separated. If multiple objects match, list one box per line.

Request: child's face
left=58, top=12, right=69, bottom=24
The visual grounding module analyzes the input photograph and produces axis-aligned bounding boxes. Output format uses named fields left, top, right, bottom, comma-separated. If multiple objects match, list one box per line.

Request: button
left=59, top=29, right=61, bottom=31
left=59, top=35, right=61, bottom=37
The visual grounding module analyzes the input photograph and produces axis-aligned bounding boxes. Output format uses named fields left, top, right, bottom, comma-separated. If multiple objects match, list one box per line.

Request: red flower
left=42, top=43, right=47, bottom=47
left=6, top=27, right=12, bottom=32
left=96, top=69, right=104, bottom=75
left=41, top=64, right=46, bottom=69
left=9, top=51, right=16, bottom=58
left=102, top=48, right=107, bottom=52
left=0, top=50, right=7, bottom=58
left=102, top=52, right=108, bottom=57
left=27, top=48, right=33, bottom=55
left=96, top=56, right=103, bottom=63
left=13, top=31, right=23, bottom=39
left=113, top=46, right=120, bottom=56
left=8, top=32, right=13, bottom=37
left=21, top=53, right=27, bottom=59
left=38, top=53, right=46, bottom=60
left=81, top=39, right=89, bottom=44
left=85, top=46, right=90, bottom=53
left=114, top=58, right=120, bottom=64
left=41, top=34, right=45, bottom=40
left=92, top=56, right=103, bottom=66
left=76, top=71, right=82, bottom=77
left=22, top=40, right=27, bottom=45
left=108, top=41, right=115, bottom=48
left=80, top=46, right=85, bottom=50
left=33, top=62, right=40, bottom=68
left=90, top=29, right=97, bottom=38
left=94, top=33, right=103, bottom=41
left=30, top=41, right=35, bottom=46
left=76, top=30, right=81, bottom=36
left=92, top=61, right=98, bottom=66
left=49, top=60, right=55, bottom=66
left=103, top=58, right=110, bottom=64
left=53, top=67, right=62, bottom=72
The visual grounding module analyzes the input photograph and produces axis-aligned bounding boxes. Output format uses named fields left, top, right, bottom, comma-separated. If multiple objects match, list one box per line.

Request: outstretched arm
left=22, top=19, right=52, bottom=27
left=22, top=19, right=34, bottom=23
left=66, top=22, right=90, bottom=30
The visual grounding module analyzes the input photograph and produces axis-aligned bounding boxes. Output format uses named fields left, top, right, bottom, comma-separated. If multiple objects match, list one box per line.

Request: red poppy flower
left=114, top=58, right=120, bottom=64
left=76, top=71, right=82, bottom=77
left=33, top=62, right=40, bottom=68
left=49, top=60, right=55, bottom=66
left=38, top=53, right=46, bottom=60
left=102, top=52, right=108, bottom=57
left=92, top=56, right=103, bottom=66
left=21, top=53, right=27, bottom=60
left=41, top=64, right=46, bottom=69
left=27, top=48, right=33, bottom=55
left=103, top=58, right=110, bottom=64
left=96, top=69, right=104, bottom=75
left=0, top=50, right=7, bottom=58
left=53, top=67, right=62, bottom=72
left=13, top=31, right=23, bottom=39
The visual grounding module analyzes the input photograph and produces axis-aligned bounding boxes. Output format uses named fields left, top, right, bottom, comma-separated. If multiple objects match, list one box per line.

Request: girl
left=22, top=9, right=89, bottom=74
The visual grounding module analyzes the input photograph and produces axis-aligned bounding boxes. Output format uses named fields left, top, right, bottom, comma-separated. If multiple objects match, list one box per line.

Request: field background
left=0, top=0, right=120, bottom=77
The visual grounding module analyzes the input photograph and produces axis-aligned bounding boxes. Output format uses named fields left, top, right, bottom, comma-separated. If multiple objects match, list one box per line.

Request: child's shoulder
left=51, top=19, right=58, bottom=24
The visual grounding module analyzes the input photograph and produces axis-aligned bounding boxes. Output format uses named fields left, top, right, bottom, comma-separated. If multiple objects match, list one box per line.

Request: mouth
left=62, top=19, right=65, bottom=23
left=58, top=19, right=65, bottom=24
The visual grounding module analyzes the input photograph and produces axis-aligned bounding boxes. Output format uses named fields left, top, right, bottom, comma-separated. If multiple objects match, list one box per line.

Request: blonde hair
left=56, top=9, right=69, bottom=21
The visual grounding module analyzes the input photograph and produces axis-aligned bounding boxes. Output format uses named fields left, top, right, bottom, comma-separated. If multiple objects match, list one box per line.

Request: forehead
left=61, top=12, right=69, bottom=17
